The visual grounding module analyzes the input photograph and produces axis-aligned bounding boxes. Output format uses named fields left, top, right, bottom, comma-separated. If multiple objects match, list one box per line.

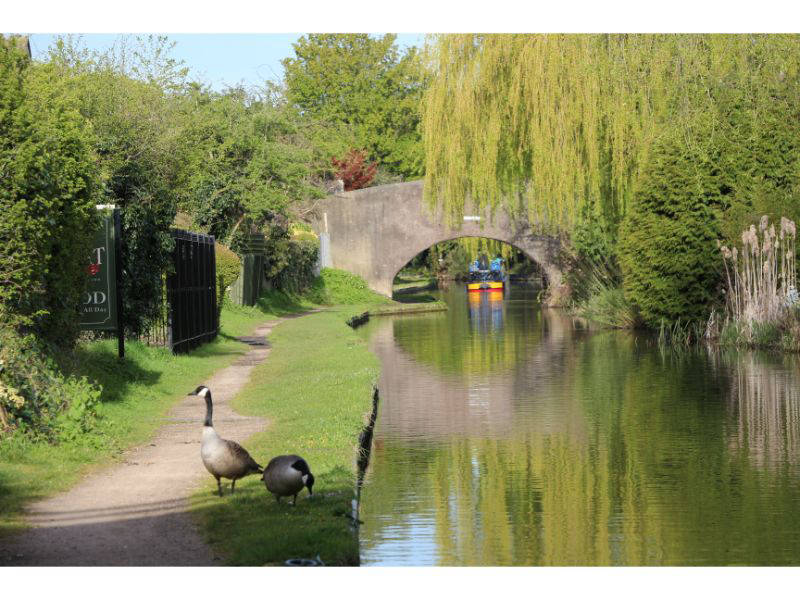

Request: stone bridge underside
left=311, top=180, right=568, bottom=304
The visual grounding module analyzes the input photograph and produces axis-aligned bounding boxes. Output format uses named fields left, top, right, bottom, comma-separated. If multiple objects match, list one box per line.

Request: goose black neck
left=203, top=393, right=213, bottom=427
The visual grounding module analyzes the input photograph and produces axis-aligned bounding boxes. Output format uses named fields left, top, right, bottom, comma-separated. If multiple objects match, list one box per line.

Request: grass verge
left=392, top=272, right=437, bottom=295
left=0, top=291, right=312, bottom=537
left=188, top=306, right=380, bottom=565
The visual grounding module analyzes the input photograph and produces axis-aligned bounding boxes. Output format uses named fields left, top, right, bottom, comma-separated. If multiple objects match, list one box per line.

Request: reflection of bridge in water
left=369, top=305, right=584, bottom=442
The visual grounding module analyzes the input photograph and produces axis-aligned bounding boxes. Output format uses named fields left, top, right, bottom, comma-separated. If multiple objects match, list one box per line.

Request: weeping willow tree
left=422, top=34, right=800, bottom=234
left=457, top=237, right=516, bottom=261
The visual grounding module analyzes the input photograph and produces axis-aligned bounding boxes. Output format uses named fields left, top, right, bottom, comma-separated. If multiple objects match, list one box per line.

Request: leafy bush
left=570, top=217, right=618, bottom=268
left=215, top=242, right=241, bottom=295
left=0, top=327, right=101, bottom=440
left=179, top=87, right=325, bottom=245
left=272, top=236, right=320, bottom=293
left=0, top=42, right=102, bottom=346
left=118, top=188, right=176, bottom=337
left=332, top=149, right=378, bottom=191
left=619, top=123, right=725, bottom=327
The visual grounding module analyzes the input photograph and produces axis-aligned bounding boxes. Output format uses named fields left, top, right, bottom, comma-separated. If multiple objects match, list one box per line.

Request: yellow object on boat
left=467, top=281, right=504, bottom=291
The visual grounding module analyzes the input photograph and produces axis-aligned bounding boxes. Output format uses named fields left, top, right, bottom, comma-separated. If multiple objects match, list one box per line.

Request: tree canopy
left=178, top=84, right=327, bottom=248
left=282, top=33, right=426, bottom=178
left=422, top=34, right=800, bottom=233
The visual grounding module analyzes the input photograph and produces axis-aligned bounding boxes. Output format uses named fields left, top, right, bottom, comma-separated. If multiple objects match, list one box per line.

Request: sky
left=11, top=1, right=800, bottom=95
left=27, top=33, right=427, bottom=91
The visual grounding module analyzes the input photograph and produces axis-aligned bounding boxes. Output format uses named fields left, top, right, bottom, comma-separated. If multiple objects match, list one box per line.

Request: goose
left=262, top=455, right=315, bottom=505
left=191, top=385, right=263, bottom=496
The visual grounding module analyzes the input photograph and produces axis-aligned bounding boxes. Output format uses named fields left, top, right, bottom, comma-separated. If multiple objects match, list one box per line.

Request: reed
left=570, top=259, right=640, bottom=329
left=717, top=216, right=798, bottom=347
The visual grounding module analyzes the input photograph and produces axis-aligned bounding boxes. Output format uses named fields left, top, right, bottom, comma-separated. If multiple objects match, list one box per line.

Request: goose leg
left=231, top=479, right=236, bottom=494
left=293, top=494, right=297, bottom=506
left=216, top=476, right=223, bottom=497
left=275, top=494, right=281, bottom=504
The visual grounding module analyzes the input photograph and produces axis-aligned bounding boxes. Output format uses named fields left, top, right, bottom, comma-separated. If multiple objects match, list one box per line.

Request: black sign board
left=82, top=209, right=118, bottom=329
left=81, top=207, right=124, bottom=358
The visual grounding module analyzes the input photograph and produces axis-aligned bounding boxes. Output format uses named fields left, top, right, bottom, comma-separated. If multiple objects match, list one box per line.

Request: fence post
left=113, top=208, right=125, bottom=359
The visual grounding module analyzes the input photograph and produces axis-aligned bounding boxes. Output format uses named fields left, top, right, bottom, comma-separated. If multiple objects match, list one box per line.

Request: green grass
left=575, top=286, right=641, bottom=329
left=716, top=317, right=800, bottom=353
left=188, top=306, right=381, bottom=565
left=0, top=268, right=432, bottom=561
left=392, top=272, right=437, bottom=293
left=0, top=291, right=311, bottom=537
left=371, top=299, right=448, bottom=314
left=310, top=268, right=392, bottom=306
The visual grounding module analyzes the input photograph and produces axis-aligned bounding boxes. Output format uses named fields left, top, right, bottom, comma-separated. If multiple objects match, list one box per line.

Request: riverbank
left=392, top=273, right=437, bottom=295
left=188, top=305, right=382, bottom=565
left=0, top=292, right=316, bottom=538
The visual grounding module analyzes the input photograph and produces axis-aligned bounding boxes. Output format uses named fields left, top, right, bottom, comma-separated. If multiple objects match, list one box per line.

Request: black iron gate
left=167, top=229, right=218, bottom=354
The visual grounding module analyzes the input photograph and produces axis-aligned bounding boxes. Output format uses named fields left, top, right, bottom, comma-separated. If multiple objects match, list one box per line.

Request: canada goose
left=262, top=455, right=315, bottom=505
left=191, top=385, right=263, bottom=496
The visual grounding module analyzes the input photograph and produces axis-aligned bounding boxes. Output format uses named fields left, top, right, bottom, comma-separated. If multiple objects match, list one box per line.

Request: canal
left=356, top=284, right=800, bottom=565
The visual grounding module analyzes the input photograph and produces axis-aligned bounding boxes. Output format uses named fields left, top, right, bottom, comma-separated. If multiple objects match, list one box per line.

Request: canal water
left=356, top=285, right=800, bottom=565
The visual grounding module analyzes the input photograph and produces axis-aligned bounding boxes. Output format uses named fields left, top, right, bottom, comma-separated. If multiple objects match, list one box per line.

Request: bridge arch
left=391, top=234, right=548, bottom=289
left=310, top=181, right=569, bottom=304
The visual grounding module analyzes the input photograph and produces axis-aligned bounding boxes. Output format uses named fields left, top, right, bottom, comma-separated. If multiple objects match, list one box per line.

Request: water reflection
left=358, top=287, right=800, bottom=565
left=720, top=351, right=800, bottom=472
left=467, top=290, right=505, bottom=333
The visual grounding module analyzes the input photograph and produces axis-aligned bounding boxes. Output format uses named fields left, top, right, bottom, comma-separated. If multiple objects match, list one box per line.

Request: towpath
left=1, top=318, right=297, bottom=566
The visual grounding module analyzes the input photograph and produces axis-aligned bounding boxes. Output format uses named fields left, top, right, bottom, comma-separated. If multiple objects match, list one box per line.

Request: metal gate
left=167, top=229, right=218, bottom=353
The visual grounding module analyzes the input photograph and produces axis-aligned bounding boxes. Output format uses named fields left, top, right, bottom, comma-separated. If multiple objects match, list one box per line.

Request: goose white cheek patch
left=302, top=474, right=309, bottom=484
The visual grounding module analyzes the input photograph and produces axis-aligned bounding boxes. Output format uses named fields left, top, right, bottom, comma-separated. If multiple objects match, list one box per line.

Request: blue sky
left=28, top=33, right=427, bottom=91
left=13, top=3, right=797, bottom=90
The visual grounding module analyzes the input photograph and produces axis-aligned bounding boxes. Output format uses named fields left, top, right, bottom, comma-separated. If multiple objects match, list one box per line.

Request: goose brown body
left=192, top=385, right=262, bottom=495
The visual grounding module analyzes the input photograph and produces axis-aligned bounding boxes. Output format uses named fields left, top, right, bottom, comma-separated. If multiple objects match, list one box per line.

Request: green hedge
left=0, top=42, right=102, bottom=346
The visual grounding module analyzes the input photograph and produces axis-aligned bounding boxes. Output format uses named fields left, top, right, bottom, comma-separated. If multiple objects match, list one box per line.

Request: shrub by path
left=0, top=318, right=300, bottom=566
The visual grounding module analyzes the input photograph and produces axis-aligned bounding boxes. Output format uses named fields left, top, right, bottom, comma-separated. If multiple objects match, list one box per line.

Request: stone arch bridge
left=310, top=180, right=568, bottom=304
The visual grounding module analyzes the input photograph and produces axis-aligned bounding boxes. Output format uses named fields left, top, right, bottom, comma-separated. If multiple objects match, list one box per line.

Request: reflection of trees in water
left=718, top=351, right=800, bottom=471
left=361, top=328, right=800, bottom=565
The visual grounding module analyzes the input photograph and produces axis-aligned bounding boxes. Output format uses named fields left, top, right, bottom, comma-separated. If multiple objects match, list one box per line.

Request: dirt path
left=1, top=318, right=297, bottom=566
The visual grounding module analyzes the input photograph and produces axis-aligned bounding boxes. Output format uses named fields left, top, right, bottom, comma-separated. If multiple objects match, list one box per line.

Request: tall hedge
left=43, top=43, right=185, bottom=338
left=619, top=123, right=726, bottom=326
left=0, top=41, right=101, bottom=346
